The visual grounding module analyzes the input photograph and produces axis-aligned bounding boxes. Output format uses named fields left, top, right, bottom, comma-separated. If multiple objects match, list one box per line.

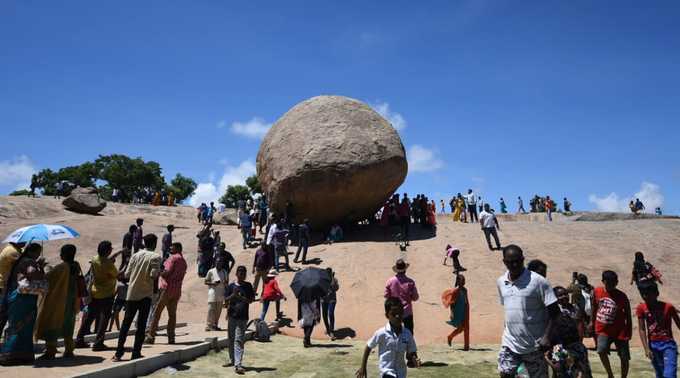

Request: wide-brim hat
left=392, top=259, right=410, bottom=273
left=267, top=269, right=278, bottom=278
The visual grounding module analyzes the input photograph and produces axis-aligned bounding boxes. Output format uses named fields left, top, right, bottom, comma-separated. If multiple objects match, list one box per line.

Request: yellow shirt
left=0, top=244, right=21, bottom=290
left=90, top=255, right=118, bottom=299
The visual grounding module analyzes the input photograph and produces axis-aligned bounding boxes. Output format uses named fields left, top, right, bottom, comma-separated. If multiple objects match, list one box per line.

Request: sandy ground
left=0, top=196, right=679, bottom=376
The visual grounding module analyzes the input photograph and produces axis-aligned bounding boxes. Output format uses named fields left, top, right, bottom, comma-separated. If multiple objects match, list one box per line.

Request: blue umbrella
left=3, top=224, right=80, bottom=244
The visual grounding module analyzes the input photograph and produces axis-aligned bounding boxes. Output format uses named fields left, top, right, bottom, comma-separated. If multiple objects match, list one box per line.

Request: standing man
left=517, top=196, right=527, bottom=214
left=112, top=234, right=161, bottom=362
left=398, top=195, right=411, bottom=242
left=145, top=242, right=187, bottom=345
left=465, top=189, right=478, bottom=223
left=239, top=210, right=252, bottom=249
left=479, top=204, right=502, bottom=251
left=252, top=246, right=270, bottom=296
left=440, top=199, right=446, bottom=214
left=133, top=218, right=144, bottom=252
left=563, top=197, right=572, bottom=213
left=384, top=259, right=419, bottom=335
left=593, top=271, right=632, bottom=378
left=223, top=266, right=255, bottom=375
left=161, top=225, right=174, bottom=262
left=497, top=244, right=559, bottom=378
left=294, top=218, right=311, bottom=264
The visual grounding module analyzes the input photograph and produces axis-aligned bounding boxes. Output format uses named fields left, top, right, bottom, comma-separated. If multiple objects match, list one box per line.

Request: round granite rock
left=256, top=95, right=407, bottom=227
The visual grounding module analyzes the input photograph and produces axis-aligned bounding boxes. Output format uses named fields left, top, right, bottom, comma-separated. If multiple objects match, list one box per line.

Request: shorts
left=498, top=346, right=548, bottom=377
left=596, top=335, right=630, bottom=361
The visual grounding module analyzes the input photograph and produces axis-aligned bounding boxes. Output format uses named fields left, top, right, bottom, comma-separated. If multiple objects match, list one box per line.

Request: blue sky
left=1, top=1, right=678, bottom=213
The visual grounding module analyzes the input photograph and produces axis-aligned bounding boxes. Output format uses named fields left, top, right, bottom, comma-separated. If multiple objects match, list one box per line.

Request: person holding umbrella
left=290, top=267, right=332, bottom=347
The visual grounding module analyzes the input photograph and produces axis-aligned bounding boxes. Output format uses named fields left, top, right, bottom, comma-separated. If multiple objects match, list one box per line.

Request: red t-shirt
left=636, top=301, right=677, bottom=342
left=262, top=279, right=283, bottom=301
left=594, top=287, right=631, bottom=340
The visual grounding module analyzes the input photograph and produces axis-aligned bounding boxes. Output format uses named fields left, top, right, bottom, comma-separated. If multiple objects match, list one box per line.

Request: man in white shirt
left=496, top=245, right=559, bottom=378
left=464, top=189, right=478, bottom=223
left=357, top=297, right=418, bottom=378
left=205, top=256, right=228, bottom=331
left=479, top=204, right=501, bottom=251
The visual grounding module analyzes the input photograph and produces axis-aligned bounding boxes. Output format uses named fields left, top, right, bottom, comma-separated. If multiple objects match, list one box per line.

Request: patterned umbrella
left=3, top=224, right=80, bottom=244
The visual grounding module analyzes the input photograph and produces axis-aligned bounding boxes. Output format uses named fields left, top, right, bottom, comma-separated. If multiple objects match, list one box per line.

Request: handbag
left=77, top=265, right=93, bottom=304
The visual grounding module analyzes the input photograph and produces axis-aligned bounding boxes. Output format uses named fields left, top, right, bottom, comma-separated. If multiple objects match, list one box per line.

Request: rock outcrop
left=256, top=95, right=407, bottom=227
left=211, top=209, right=239, bottom=225
left=62, top=187, right=107, bottom=214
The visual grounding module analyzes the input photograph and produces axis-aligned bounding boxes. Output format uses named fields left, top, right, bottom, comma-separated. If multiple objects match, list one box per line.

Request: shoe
left=38, top=353, right=55, bottom=360
left=62, top=351, right=75, bottom=359
left=222, top=362, right=234, bottom=367
left=111, top=355, right=123, bottom=362
left=213, top=326, right=222, bottom=331
left=168, top=337, right=175, bottom=345
left=144, top=337, right=155, bottom=345
left=205, top=327, right=212, bottom=332
left=457, top=267, right=467, bottom=272
left=447, top=338, right=452, bottom=347
left=74, top=340, right=89, bottom=349
left=91, top=343, right=108, bottom=352
left=235, top=366, right=246, bottom=375
left=293, top=259, right=299, bottom=263
left=131, top=353, right=144, bottom=360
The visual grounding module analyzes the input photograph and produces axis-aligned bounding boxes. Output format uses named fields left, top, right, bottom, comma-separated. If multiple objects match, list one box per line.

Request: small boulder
left=62, top=187, right=107, bottom=214
left=211, top=208, right=239, bottom=225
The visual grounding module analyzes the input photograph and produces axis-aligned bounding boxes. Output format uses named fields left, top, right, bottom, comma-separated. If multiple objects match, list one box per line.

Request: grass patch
left=146, top=334, right=655, bottom=377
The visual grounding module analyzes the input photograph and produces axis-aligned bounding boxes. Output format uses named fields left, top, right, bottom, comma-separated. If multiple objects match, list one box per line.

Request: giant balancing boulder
left=62, top=187, right=107, bottom=214
left=256, top=95, right=408, bottom=227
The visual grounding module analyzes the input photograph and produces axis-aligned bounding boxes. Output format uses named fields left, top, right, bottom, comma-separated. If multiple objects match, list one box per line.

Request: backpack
left=248, top=319, right=271, bottom=342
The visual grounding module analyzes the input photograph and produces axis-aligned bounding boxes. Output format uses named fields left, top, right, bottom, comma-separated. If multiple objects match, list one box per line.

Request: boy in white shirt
left=356, top=297, right=419, bottom=378
left=205, top=256, right=228, bottom=331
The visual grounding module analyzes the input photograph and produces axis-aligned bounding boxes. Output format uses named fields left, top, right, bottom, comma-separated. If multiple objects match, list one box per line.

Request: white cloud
left=229, top=117, right=272, bottom=139
left=0, top=155, right=36, bottom=190
left=188, top=160, right=256, bottom=206
left=371, top=102, right=407, bottom=131
left=588, top=181, right=664, bottom=213
left=407, top=145, right=444, bottom=173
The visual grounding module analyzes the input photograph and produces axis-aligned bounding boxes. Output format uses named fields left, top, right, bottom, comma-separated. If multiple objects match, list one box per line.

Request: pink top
left=384, top=274, right=419, bottom=317
left=160, top=253, right=187, bottom=300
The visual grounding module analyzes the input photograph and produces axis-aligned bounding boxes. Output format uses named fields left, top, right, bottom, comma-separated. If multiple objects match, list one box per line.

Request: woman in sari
left=452, top=193, right=462, bottom=222
left=427, top=200, right=437, bottom=227
left=441, top=274, right=469, bottom=350
left=0, top=243, right=46, bottom=365
left=35, top=244, right=81, bottom=360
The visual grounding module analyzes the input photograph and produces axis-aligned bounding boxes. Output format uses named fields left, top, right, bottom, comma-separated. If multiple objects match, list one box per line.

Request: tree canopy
left=28, top=154, right=197, bottom=203
left=219, top=184, right=250, bottom=207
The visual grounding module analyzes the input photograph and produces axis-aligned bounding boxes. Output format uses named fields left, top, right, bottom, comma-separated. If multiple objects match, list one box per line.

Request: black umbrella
left=290, top=267, right=332, bottom=302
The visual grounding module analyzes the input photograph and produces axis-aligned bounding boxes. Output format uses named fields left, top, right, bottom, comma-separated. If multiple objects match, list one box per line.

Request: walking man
left=223, top=266, right=255, bottom=375
left=145, top=242, right=187, bottom=345
left=161, top=225, right=173, bottom=262
left=517, top=196, right=527, bottom=214
left=465, top=189, right=478, bottom=223
left=133, top=218, right=144, bottom=252
left=497, top=244, right=559, bottom=378
left=384, top=259, right=419, bottom=335
left=112, top=234, right=161, bottom=361
left=479, top=204, right=502, bottom=251
left=294, top=218, right=311, bottom=264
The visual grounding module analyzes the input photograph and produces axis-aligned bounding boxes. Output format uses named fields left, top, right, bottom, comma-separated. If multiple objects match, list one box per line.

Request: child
left=442, top=274, right=469, bottom=350
left=569, top=273, right=594, bottom=341
left=259, top=269, right=286, bottom=321
left=356, top=297, right=419, bottom=378
left=546, top=286, right=592, bottom=377
left=108, top=271, right=128, bottom=332
left=442, top=244, right=466, bottom=273
left=593, top=270, right=632, bottom=378
left=631, top=251, right=663, bottom=288
left=205, top=256, right=228, bottom=331
left=637, top=281, right=680, bottom=378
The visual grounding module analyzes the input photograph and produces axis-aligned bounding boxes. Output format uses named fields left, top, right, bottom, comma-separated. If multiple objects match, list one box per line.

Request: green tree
left=31, top=169, right=59, bottom=195
left=169, top=173, right=197, bottom=202
left=245, top=174, right=262, bottom=194
left=95, top=154, right=166, bottom=201
left=219, top=185, right=250, bottom=208
left=9, top=189, right=32, bottom=196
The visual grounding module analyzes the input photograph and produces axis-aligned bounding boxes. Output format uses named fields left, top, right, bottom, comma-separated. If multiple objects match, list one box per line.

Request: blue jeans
left=322, top=301, right=336, bottom=334
left=651, top=340, right=677, bottom=378
left=259, top=300, right=281, bottom=321
left=241, top=227, right=251, bottom=248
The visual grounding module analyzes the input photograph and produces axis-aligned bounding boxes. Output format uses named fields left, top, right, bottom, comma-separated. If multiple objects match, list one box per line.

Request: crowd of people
left=0, top=192, right=676, bottom=378
left=441, top=190, right=575, bottom=223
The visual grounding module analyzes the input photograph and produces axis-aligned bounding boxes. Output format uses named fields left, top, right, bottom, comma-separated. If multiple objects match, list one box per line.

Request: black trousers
left=303, top=325, right=314, bottom=343
left=483, top=227, right=501, bottom=250
left=400, top=216, right=410, bottom=240
left=468, top=205, right=478, bottom=222
left=77, top=296, right=114, bottom=345
left=115, top=297, right=151, bottom=358
left=403, top=315, right=414, bottom=335
left=294, top=239, right=309, bottom=262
